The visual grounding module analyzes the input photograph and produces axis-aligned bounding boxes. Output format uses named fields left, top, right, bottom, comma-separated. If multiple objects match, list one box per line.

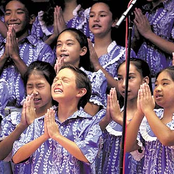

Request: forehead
left=58, top=31, right=77, bottom=41
left=5, top=0, right=26, bottom=11
left=90, top=2, right=110, bottom=13
left=56, top=68, right=76, bottom=78
left=118, top=62, right=138, bottom=74
left=157, top=71, right=172, bottom=81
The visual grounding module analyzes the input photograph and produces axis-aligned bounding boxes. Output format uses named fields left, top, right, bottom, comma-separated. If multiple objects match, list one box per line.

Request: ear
left=76, top=88, right=87, bottom=98
left=29, top=14, right=36, bottom=25
left=112, top=18, right=118, bottom=28
left=80, top=46, right=87, bottom=57
left=143, top=76, right=149, bottom=84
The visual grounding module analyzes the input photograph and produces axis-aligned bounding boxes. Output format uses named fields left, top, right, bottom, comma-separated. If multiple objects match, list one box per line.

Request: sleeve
left=84, top=69, right=107, bottom=108
left=38, top=43, right=56, bottom=66
left=75, top=117, right=103, bottom=164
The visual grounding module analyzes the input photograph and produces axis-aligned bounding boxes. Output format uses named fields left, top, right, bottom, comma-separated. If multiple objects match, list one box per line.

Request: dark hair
left=118, top=58, right=152, bottom=92
left=58, top=28, right=94, bottom=72
left=4, top=0, right=35, bottom=16
left=43, top=0, right=86, bottom=26
left=23, top=61, right=56, bottom=87
left=156, top=66, right=174, bottom=81
left=59, top=64, right=92, bottom=109
left=23, top=61, right=57, bottom=105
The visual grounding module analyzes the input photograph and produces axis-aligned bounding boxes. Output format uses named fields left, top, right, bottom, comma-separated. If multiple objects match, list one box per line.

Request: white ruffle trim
left=106, top=125, right=122, bottom=136
left=139, top=117, right=157, bottom=141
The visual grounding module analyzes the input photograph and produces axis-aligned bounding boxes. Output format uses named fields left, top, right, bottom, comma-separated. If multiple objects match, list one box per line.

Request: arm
left=46, top=108, right=89, bottom=163
left=13, top=105, right=49, bottom=164
left=125, top=87, right=144, bottom=152
left=0, top=26, right=27, bottom=77
left=133, top=8, right=174, bottom=55
left=88, top=39, right=118, bottom=89
left=0, top=98, right=32, bottom=160
left=99, top=88, right=123, bottom=130
left=140, top=83, right=174, bottom=146
left=13, top=134, right=48, bottom=164
left=0, top=20, right=7, bottom=38
left=45, top=6, right=66, bottom=46
left=0, top=123, right=27, bottom=160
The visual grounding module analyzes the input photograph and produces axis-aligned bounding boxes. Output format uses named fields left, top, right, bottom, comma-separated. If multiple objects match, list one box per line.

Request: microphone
left=115, top=0, right=137, bottom=28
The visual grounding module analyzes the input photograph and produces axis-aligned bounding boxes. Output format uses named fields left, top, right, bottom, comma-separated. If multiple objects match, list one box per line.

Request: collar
left=107, top=41, right=117, bottom=53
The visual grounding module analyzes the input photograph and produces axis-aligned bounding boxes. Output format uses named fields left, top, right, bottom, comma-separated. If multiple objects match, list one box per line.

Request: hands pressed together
left=137, top=83, right=155, bottom=116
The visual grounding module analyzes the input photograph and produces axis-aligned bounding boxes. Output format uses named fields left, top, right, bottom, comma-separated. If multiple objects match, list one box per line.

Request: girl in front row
left=12, top=65, right=105, bottom=174
left=126, top=66, right=174, bottom=173
left=0, top=61, right=56, bottom=173
left=97, top=58, right=152, bottom=174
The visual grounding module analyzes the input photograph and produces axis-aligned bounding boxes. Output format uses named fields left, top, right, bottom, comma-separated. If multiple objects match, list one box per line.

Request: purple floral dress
left=134, top=0, right=174, bottom=76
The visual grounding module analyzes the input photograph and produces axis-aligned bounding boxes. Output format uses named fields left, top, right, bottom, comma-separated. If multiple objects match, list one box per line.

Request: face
left=117, top=62, right=144, bottom=102
left=5, top=0, right=29, bottom=36
left=154, top=71, right=174, bottom=108
left=52, top=68, right=80, bottom=103
left=89, top=2, right=115, bottom=37
left=56, top=31, right=86, bottom=67
left=26, top=72, right=52, bottom=112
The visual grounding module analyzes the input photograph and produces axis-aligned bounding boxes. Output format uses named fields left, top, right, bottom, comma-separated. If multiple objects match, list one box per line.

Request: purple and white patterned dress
left=134, top=0, right=174, bottom=76
left=96, top=120, right=144, bottom=174
left=0, top=35, right=56, bottom=110
left=12, top=108, right=106, bottom=174
left=31, top=5, right=94, bottom=44
left=140, top=108, right=174, bottom=173
left=98, top=41, right=137, bottom=106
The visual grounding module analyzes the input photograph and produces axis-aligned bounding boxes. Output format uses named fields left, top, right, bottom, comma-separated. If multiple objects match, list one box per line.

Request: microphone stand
left=119, top=16, right=134, bottom=174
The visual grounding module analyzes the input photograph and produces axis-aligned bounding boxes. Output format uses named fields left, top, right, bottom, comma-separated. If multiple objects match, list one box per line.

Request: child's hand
left=25, top=94, right=37, bottom=125
left=54, top=56, right=64, bottom=74
left=109, top=88, right=122, bottom=124
left=138, top=83, right=155, bottom=115
left=5, top=25, right=19, bottom=60
left=45, top=108, right=59, bottom=139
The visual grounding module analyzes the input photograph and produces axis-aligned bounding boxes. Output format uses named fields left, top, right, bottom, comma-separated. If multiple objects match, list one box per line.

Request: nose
left=154, top=84, right=161, bottom=92
left=60, top=44, right=66, bottom=51
left=32, top=89, right=39, bottom=96
left=94, top=14, right=100, bottom=22
left=9, top=12, right=17, bottom=21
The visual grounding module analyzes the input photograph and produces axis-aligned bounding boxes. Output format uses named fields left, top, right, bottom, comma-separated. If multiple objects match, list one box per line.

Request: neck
left=94, top=35, right=112, bottom=57
left=57, top=102, right=78, bottom=122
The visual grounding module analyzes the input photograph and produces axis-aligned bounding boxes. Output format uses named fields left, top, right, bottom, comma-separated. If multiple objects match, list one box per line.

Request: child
left=0, top=0, right=56, bottom=116
left=126, top=66, right=174, bottom=173
left=31, top=0, right=94, bottom=48
left=0, top=60, right=56, bottom=173
left=88, top=0, right=137, bottom=89
left=97, top=58, right=152, bottom=174
left=131, top=0, right=174, bottom=77
left=12, top=64, right=104, bottom=174
left=55, top=28, right=107, bottom=115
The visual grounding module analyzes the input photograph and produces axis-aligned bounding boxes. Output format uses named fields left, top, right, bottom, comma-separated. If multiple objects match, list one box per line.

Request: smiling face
left=56, top=31, right=87, bottom=68
left=89, top=2, right=115, bottom=38
left=4, top=0, right=30, bottom=39
left=26, top=71, right=52, bottom=113
left=117, top=62, right=144, bottom=102
left=154, top=70, right=174, bottom=108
